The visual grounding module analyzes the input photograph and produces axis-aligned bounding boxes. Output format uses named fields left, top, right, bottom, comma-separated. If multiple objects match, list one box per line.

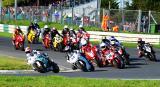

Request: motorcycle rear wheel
left=52, top=62, right=60, bottom=73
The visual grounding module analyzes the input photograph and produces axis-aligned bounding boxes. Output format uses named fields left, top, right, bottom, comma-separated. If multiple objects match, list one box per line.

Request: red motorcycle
left=113, top=45, right=130, bottom=65
left=81, top=44, right=103, bottom=67
left=43, top=34, right=52, bottom=49
left=13, top=34, right=25, bottom=51
left=105, top=46, right=125, bottom=69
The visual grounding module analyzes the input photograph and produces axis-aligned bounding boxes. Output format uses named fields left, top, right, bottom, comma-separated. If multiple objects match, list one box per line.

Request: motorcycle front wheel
left=52, top=62, right=60, bottom=73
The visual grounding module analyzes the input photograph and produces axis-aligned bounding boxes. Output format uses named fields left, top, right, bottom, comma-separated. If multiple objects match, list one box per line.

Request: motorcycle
left=53, top=35, right=63, bottom=52
left=113, top=45, right=130, bottom=65
left=66, top=50, right=95, bottom=72
left=105, top=46, right=125, bottom=69
left=27, top=29, right=36, bottom=44
left=33, top=53, right=59, bottom=73
left=13, top=34, right=25, bottom=51
left=43, top=34, right=53, bottom=49
left=34, top=28, right=41, bottom=43
left=138, top=43, right=157, bottom=61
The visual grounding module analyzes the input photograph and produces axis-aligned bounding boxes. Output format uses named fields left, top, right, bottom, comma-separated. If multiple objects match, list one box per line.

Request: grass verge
left=0, top=55, right=31, bottom=70
left=0, top=75, right=159, bottom=87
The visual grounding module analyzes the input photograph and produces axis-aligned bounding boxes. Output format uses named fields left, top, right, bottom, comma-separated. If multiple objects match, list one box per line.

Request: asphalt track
left=0, top=37, right=160, bottom=79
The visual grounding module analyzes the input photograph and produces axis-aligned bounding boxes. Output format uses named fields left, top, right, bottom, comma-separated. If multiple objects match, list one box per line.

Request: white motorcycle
left=138, top=43, right=157, bottom=61
left=66, top=50, right=95, bottom=72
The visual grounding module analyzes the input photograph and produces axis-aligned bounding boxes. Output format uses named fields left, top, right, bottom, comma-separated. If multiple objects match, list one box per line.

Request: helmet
left=70, top=27, right=73, bottom=31
left=25, top=47, right=31, bottom=53
left=52, top=27, right=56, bottom=30
left=79, top=25, right=83, bottom=28
left=100, top=42, right=106, bottom=50
left=81, top=38, right=87, bottom=46
left=138, top=38, right=142, bottom=41
left=64, top=25, right=68, bottom=29
left=111, top=36, right=115, bottom=38
left=16, top=26, right=20, bottom=30
left=44, top=25, right=48, bottom=29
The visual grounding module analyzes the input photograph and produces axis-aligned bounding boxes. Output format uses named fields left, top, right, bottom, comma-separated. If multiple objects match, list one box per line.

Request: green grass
left=0, top=55, right=31, bottom=70
left=0, top=75, right=159, bottom=87
left=0, top=32, right=12, bottom=38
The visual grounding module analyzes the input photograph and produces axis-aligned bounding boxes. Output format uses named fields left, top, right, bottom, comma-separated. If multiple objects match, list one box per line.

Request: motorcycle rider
left=61, top=25, right=69, bottom=37
left=99, top=42, right=110, bottom=66
left=42, top=25, right=51, bottom=45
left=69, top=27, right=77, bottom=37
left=108, top=36, right=121, bottom=47
left=27, top=22, right=36, bottom=36
left=12, top=26, right=24, bottom=45
left=25, top=47, right=52, bottom=70
left=77, top=25, right=86, bottom=40
left=61, top=25, right=70, bottom=51
left=50, top=27, right=62, bottom=41
left=101, top=36, right=110, bottom=45
left=137, top=38, right=146, bottom=57
left=80, top=38, right=92, bottom=53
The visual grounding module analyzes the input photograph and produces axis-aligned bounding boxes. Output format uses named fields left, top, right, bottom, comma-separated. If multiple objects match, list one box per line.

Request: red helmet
left=25, top=47, right=31, bottom=53
left=138, top=38, right=142, bottom=41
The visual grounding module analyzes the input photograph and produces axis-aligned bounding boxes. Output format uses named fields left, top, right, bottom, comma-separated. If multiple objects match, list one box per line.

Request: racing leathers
left=12, top=29, right=24, bottom=45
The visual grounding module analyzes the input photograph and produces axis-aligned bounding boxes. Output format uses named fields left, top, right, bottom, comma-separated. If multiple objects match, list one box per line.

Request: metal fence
left=1, top=5, right=160, bottom=33
left=0, top=0, right=100, bottom=27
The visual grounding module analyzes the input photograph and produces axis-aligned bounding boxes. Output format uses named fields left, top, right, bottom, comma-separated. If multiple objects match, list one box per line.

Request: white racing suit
left=26, top=50, right=42, bottom=70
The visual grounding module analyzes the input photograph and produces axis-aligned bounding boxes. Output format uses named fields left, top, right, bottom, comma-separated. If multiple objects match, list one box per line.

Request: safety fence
left=0, top=24, right=160, bottom=44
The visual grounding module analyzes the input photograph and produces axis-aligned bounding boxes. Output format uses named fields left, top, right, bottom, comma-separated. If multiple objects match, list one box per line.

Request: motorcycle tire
left=33, top=60, right=46, bottom=73
left=89, top=63, right=95, bottom=71
left=113, top=57, right=125, bottom=69
left=52, top=62, right=60, bottom=73
left=71, top=64, right=77, bottom=70
left=123, top=54, right=130, bottom=65
left=19, top=43, right=24, bottom=51
left=77, top=60, right=87, bottom=72
left=148, top=53, right=157, bottom=61
left=58, top=43, right=63, bottom=52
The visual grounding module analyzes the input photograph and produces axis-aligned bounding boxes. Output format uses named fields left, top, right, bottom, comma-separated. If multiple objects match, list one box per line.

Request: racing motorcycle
left=53, top=35, right=63, bottom=52
left=112, top=45, right=130, bottom=65
left=13, top=34, right=25, bottom=51
left=43, top=34, right=53, bottom=49
left=34, top=27, right=41, bottom=43
left=138, top=43, right=157, bottom=61
left=27, top=29, right=36, bottom=44
left=66, top=50, right=95, bottom=72
left=33, top=53, right=59, bottom=73
left=105, top=46, right=125, bottom=69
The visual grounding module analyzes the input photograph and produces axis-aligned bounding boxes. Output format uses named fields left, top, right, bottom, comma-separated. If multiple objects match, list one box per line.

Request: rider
left=69, top=27, right=77, bottom=38
left=12, top=26, right=24, bottom=45
left=50, top=27, right=62, bottom=41
left=27, top=22, right=36, bottom=36
left=61, top=25, right=69, bottom=37
left=101, top=36, right=110, bottom=45
left=42, top=25, right=51, bottom=44
left=137, top=38, right=146, bottom=57
left=108, top=36, right=121, bottom=47
left=99, top=42, right=110, bottom=66
left=80, top=38, right=92, bottom=53
left=25, top=47, right=51, bottom=70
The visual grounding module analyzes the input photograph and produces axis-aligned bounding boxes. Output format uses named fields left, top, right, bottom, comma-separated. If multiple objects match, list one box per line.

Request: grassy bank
left=0, top=55, right=31, bottom=70
left=0, top=75, right=159, bottom=87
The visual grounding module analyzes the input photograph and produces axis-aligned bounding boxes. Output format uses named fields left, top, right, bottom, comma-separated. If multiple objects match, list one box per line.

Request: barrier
left=0, top=24, right=160, bottom=44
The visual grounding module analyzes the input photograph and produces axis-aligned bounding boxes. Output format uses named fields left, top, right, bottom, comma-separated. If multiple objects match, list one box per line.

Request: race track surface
left=0, top=37, right=160, bottom=79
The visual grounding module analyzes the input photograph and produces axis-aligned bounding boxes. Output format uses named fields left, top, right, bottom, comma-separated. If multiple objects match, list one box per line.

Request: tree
left=101, top=0, right=119, bottom=9
left=125, top=0, right=160, bottom=11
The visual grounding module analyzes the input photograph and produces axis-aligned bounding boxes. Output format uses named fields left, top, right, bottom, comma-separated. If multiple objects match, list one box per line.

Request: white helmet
left=25, top=47, right=31, bottom=53
left=79, top=25, right=83, bottom=28
left=44, top=25, right=48, bottom=29
left=64, top=25, right=68, bottom=29
left=81, top=38, right=87, bottom=46
left=70, top=27, right=73, bottom=31
left=100, top=42, right=106, bottom=49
